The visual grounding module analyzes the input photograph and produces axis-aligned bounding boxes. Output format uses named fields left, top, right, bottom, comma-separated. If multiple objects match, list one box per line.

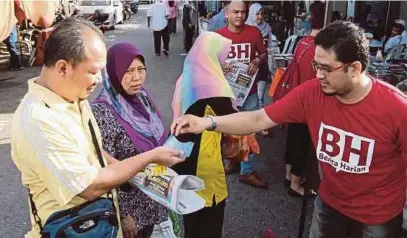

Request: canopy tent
left=0, top=1, right=17, bottom=42
left=0, top=0, right=58, bottom=41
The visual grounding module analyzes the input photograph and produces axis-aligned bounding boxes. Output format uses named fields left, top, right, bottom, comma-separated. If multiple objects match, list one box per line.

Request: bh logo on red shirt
left=316, top=123, right=375, bottom=174
left=228, top=43, right=251, bottom=64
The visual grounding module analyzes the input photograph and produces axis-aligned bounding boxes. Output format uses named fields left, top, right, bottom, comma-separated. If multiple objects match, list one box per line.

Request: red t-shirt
left=265, top=77, right=407, bottom=225
left=293, top=35, right=317, bottom=84
left=216, top=25, right=267, bottom=95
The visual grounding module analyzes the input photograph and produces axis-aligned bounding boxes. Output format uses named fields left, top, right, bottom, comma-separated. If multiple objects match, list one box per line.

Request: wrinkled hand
left=247, top=59, right=260, bottom=76
left=122, top=215, right=137, bottom=238
left=150, top=146, right=185, bottom=166
left=171, top=114, right=209, bottom=136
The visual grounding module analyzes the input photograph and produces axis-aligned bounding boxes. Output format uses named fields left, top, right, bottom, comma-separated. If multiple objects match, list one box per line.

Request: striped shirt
left=11, top=78, right=122, bottom=238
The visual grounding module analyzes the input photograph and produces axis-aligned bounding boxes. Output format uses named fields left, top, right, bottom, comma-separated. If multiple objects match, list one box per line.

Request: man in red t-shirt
left=215, top=0, right=268, bottom=188
left=171, top=21, right=407, bottom=237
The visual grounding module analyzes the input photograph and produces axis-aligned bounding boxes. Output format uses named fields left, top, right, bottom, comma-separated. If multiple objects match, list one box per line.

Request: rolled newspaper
left=129, top=168, right=206, bottom=215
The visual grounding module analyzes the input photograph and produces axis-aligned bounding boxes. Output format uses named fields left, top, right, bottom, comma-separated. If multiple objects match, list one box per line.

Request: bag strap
left=27, top=102, right=116, bottom=232
left=28, top=188, right=44, bottom=232
left=88, top=120, right=106, bottom=168
left=293, top=39, right=315, bottom=63
left=87, top=119, right=116, bottom=213
left=87, top=119, right=115, bottom=203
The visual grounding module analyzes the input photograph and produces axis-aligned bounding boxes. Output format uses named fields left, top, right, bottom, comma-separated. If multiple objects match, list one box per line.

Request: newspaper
left=224, top=61, right=258, bottom=106
left=129, top=168, right=206, bottom=215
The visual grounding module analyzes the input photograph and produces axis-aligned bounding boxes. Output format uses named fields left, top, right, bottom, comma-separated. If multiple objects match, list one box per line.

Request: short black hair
left=43, top=17, right=104, bottom=68
left=315, top=21, right=369, bottom=71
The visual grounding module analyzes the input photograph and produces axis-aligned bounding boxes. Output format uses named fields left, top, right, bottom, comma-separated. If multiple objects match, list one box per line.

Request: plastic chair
left=385, top=44, right=406, bottom=62
left=282, top=35, right=298, bottom=55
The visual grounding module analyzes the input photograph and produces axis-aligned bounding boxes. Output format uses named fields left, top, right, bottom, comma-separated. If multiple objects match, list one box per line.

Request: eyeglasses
left=311, top=60, right=348, bottom=75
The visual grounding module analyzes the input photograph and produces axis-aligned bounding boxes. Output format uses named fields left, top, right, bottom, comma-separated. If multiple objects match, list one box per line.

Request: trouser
left=238, top=93, right=259, bottom=175
left=310, top=196, right=402, bottom=238
left=153, top=26, right=170, bottom=55
left=285, top=20, right=294, bottom=38
left=3, top=36, right=22, bottom=69
left=184, top=26, right=195, bottom=53
left=168, top=18, right=177, bottom=34
left=257, top=80, right=270, bottom=108
left=285, top=123, right=312, bottom=176
left=183, top=198, right=226, bottom=238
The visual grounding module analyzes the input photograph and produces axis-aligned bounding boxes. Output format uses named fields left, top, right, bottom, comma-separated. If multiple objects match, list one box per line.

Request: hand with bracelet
left=171, top=109, right=274, bottom=137
left=171, top=115, right=217, bottom=136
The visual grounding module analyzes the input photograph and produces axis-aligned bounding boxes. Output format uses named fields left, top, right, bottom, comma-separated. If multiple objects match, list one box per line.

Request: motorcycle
left=130, top=1, right=139, bottom=13
left=52, top=6, right=82, bottom=26
left=122, top=1, right=133, bottom=21
left=91, top=9, right=110, bottom=34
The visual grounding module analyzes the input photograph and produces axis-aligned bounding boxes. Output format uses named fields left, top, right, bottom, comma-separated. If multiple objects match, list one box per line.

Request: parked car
left=79, top=0, right=124, bottom=29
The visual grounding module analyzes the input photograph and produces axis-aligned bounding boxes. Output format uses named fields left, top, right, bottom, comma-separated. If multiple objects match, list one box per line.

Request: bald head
left=43, top=17, right=105, bottom=68
left=83, top=29, right=106, bottom=61
left=226, top=0, right=245, bottom=11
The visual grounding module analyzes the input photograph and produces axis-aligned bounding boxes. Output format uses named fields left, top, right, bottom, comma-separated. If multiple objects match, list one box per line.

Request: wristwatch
left=205, top=116, right=218, bottom=131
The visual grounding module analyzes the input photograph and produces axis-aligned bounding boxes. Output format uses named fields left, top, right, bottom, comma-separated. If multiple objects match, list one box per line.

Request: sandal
left=287, top=187, right=317, bottom=197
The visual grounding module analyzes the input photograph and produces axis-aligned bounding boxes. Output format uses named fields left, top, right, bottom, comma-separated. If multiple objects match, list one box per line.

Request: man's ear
left=55, top=60, right=70, bottom=78
left=348, top=61, right=363, bottom=76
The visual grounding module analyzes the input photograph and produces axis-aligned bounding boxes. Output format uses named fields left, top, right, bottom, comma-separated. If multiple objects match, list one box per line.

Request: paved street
left=0, top=5, right=313, bottom=238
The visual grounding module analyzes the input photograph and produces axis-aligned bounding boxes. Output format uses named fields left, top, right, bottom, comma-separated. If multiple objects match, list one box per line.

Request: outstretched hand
left=151, top=146, right=185, bottom=167
left=171, top=115, right=210, bottom=136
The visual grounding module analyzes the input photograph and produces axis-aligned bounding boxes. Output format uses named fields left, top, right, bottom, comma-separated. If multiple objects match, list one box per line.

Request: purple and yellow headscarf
left=172, top=32, right=236, bottom=119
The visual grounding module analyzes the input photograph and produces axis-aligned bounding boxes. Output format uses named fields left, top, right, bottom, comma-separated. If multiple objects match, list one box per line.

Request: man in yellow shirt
left=11, top=18, right=183, bottom=238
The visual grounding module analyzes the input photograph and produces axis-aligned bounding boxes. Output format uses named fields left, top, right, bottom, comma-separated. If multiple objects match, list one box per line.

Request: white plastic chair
left=282, top=35, right=298, bottom=55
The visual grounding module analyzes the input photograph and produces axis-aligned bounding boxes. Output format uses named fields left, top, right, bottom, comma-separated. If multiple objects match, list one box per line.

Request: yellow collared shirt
left=11, top=78, right=122, bottom=238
